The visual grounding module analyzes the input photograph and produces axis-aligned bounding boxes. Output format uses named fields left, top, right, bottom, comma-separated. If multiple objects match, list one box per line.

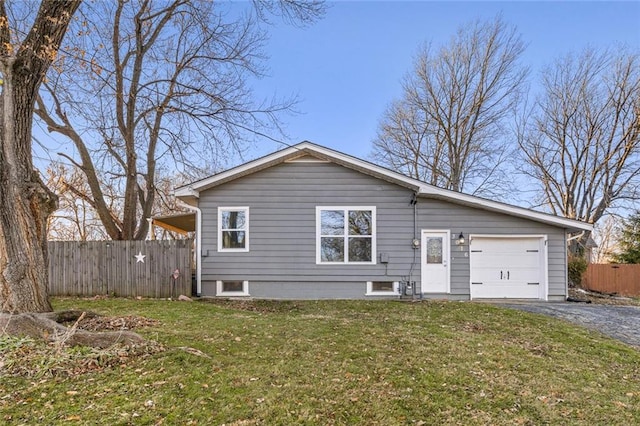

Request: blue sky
left=247, top=1, right=640, bottom=160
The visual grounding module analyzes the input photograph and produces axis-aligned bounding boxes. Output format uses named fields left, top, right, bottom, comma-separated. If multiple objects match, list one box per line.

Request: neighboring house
left=174, top=142, right=592, bottom=301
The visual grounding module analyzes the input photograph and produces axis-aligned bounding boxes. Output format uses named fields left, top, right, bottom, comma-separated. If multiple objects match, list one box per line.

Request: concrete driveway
left=500, top=302, right=640, bottom=348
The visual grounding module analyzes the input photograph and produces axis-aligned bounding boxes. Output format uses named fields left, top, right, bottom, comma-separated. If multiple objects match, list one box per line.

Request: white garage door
left=470, top=236, right=546, bottom=300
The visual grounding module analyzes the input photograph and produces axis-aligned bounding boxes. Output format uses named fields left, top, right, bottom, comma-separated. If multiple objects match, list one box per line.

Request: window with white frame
left=218, top=207, right=249, bottom=251
left=316, top=206, right=376, bottom=264
left=366, top=281, right=399, bottom=296
left=216, top=280, right=249, bottom=296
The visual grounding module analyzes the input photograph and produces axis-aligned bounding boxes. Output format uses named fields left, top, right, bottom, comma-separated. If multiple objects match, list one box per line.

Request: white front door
left=421, top=230, right=450, bottom=293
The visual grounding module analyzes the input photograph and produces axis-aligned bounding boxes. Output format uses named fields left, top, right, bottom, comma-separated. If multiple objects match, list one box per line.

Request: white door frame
left=469, top=234, right=548, bottom=300
left=421, top=230, right=451, bottom=294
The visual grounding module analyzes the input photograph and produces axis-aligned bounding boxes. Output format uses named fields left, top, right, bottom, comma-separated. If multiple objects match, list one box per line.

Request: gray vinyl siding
left=415, top=199, right=567, bottom=300
left=199, top=162, right=415, bottom=299
left=198, top=161, right=568, bottom=300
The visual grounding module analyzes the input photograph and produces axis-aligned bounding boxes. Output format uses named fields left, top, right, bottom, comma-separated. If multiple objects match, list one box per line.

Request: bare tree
left=35, top=0, right=324, bottom=240
left=45, top=163, right=108, bottom=241
left=590, top=215, right=621, bottom=264
left=517, top=47, right=640, bottom=246
left=372, top=17, right=528, bottom=197
left=45, top=161, right=195, bottom=241
left=0, top=0, right=81, bottom=313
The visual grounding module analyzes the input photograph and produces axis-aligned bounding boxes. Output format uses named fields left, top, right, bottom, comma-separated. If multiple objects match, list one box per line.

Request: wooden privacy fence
left=48, top=240, right=193, bottom=298
left=582, top=264, right=640, bottom=297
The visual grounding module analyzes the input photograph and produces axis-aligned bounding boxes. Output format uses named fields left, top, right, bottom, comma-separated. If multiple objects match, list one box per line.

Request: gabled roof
left=175, top=141, right=592, bottom=233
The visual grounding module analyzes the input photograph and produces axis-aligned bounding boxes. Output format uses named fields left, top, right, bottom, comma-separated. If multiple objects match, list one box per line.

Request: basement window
left=216, top=280, right=249, bottom=297
left=366, top=281, right=399, bottom=296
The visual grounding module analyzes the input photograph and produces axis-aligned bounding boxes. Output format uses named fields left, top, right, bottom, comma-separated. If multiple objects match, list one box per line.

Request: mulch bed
left=568, top=287, right=640, bottom=306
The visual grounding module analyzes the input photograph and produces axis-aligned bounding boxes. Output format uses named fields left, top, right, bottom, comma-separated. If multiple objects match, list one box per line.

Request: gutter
left=176, top=199, right=202, bottom=296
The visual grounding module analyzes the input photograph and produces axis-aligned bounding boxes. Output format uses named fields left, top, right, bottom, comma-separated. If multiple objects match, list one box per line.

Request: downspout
left=566, top=231, right=585, bottom=243
left=564, top=231, right=570, bottom=300
left=177, top=199, right=202, bottom=296
left=407, top=191, right=419, bottom=298
left=565, top=230, right=586, bottom=301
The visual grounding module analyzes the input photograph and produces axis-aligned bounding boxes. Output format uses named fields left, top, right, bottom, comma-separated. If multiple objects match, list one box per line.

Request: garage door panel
left=470, top=236, right=546, bottom=300
left=472, top=269, right=539, bottom=283
left=474, top=238, right=540, bottom=251
left=470, top=267, right=508, bottom=282
left=510, top=272, right=540, bottom=285
left=473, top=253, right=540, bottom=268
left=472, top=282, right=540, bottom=299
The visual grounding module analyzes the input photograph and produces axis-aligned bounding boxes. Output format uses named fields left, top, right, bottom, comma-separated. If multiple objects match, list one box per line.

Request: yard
left=1, top=298, right=639, bottom=425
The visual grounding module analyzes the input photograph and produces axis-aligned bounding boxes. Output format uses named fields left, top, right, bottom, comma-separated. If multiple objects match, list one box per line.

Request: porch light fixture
left=456, top=232, right=465, bottom=246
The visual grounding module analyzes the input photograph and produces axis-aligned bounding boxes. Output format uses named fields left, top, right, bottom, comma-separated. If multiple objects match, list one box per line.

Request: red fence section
left=582, top=264, right=640, bottom=297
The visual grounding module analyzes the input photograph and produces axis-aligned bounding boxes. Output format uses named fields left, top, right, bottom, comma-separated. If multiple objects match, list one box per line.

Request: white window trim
left=316, top=206, right=377, bottom=265
left=218, top=207, right=249, bottom=252
left=216, top=280, right=250, bottom=297
left=366, top=281, right=400, bottom=296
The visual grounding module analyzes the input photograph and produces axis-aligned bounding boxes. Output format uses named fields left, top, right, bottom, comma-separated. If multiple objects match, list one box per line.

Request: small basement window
left=366, top=281, right=399, bottom=296
left=216, top=280, right=249, bottom=296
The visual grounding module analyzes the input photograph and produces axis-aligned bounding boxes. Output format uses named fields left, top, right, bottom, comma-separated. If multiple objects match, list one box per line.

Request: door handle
left=507, top=271, right=510, bottom=280
left=500, top=270, right=503, bottom=280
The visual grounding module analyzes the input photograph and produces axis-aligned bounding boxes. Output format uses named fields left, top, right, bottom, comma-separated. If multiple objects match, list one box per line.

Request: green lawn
left=1, top=298, right=639, bottom=425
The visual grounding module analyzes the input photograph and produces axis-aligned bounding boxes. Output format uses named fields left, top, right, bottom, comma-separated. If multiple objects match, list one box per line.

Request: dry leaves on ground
left=569, top=288, right=640, bottom=306
left=78, top=315, right=161, bottom=331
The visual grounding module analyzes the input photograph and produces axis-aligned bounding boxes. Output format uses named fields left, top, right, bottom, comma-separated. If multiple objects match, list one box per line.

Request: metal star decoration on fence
left=134, top=251, right=146, bottom=263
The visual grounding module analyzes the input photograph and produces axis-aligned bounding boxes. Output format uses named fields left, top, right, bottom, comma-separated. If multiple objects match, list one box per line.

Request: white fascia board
left=311, top=143, right=591, bottom=232
left=306, top=143, right=423, bottom=190
left=174, top=144, right=307, bottom=197
left=417, top=185, right=593, bottom=232
left=173, top=141, right=591, bottom=232
left=174, top=141, right=424, bottom=197
left=174, top=186, right=199, bottom=198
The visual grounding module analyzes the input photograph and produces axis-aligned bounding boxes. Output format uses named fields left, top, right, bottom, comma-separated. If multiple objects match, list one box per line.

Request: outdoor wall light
left=456, top=232, right=465, bottom=251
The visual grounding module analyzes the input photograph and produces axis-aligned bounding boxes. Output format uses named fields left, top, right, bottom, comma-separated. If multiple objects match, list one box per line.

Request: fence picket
left=582, top=264, right=640, bottom=297
left=48, top=240, right=193, bottom=298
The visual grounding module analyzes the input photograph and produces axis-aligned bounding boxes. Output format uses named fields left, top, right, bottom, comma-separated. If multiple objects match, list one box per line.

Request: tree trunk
left=0, top=59, right=57, bottom=313
left=0, top=312, right=144, bottom=348
left=0, top=0, right=82, bottom=313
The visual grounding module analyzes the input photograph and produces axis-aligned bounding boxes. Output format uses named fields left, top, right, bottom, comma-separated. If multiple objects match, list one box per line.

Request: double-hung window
left=316, top=206, right=376, bottom=264
left=218, top=207, right=249, bottom=252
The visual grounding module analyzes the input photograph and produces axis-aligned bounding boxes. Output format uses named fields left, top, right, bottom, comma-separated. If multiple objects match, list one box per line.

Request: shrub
left=568, top=255, right=588, bottom=287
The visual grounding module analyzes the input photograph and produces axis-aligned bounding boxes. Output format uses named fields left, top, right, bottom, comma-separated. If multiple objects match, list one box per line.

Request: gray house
left=174, top=142, right=591, bottom=301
